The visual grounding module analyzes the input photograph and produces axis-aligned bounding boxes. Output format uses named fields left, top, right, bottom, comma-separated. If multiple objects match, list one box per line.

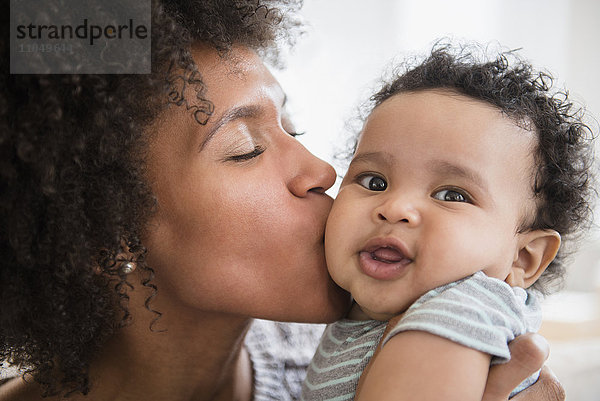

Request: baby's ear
left=506, top=230, right=561, bottom=288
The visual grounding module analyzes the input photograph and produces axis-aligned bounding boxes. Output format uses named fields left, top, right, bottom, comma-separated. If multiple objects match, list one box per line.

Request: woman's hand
left=482, top=333, right=565, bottom=401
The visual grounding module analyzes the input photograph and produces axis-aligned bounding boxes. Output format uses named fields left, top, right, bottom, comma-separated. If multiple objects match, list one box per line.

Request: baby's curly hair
left=345, top=43, right=596, bottom=295
left=0, top=0, right=301, bottom=396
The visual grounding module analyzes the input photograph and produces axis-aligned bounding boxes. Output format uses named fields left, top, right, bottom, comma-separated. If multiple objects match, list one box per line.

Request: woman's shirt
left=245, top=319, right=325, bottom=401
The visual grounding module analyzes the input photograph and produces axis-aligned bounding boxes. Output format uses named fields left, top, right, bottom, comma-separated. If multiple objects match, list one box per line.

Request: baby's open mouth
left=369, top=246, right=411, bottom=264
left=358, top=245, right=412, bottom=280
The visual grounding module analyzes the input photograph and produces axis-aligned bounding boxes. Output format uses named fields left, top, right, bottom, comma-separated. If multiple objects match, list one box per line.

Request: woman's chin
left=288, top=284, right=351, bottom=324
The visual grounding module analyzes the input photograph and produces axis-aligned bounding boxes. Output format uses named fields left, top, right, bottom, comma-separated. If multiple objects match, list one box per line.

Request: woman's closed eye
left=225, top=145, right=266, bottom=162
left=281, top=112, right=306, bottom=138
left=431, top=188, right=471, bottom=203
left=357, top=174, right=387, bottom=191
left=286, top=130, right=305, bottom=138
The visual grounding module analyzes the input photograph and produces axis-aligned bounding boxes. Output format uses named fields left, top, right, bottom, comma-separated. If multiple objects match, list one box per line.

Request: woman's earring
left=122, top=261, right=137, bottom=274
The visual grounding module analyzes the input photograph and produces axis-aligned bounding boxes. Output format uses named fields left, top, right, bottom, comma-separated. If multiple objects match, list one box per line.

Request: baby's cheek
left=324, top=205, right=348, bottom=255
left=324, top=239, right=345, bottom=284
left=477, top=237, right=518, bottom=280
left=481, top=258, right=515, bottom=281
left=324, top=235, right=351, bottom=291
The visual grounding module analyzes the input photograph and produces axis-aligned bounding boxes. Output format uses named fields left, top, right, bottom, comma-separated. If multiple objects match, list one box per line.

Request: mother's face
left=142, top=44, right=349, bottom=323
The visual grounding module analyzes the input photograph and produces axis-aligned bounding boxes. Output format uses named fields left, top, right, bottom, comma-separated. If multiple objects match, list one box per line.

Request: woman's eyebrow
left=200, top=104, right=263, bottom=150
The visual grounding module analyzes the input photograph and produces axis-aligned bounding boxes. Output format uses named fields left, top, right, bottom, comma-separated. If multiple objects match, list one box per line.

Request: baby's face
left=325, top=89, right=539, bottom=320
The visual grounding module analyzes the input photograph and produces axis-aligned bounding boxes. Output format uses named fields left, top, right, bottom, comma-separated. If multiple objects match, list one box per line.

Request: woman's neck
left=85, top=306, right=254, bottom=401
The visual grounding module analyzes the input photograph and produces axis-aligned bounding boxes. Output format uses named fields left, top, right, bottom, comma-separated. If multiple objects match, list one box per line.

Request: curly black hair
left=0, top=0, right=302, bottom=396
left=343, top=43, right=596, bottom=295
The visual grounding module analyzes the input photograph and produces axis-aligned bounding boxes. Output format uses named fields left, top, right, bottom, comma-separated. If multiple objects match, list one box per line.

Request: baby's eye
left=357, top=174, right=387, bottom=191
left=432, top=188, right=469, bottom=202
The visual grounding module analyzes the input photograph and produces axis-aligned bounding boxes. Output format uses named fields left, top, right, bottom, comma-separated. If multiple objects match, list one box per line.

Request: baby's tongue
left=372, top=247, right=404, bottom=262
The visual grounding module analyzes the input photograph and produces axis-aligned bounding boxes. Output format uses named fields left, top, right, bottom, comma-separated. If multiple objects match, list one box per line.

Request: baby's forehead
left=363, top=89, right=540, bottom=154
left=358, top=89, right=542, bottom=197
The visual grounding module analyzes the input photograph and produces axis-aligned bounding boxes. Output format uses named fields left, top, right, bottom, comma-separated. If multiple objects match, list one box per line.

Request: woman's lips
left=358, top=239, right=413, bottom=281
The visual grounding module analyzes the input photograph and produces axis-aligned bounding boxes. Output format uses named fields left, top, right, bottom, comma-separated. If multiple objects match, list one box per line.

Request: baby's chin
left=348, top=302, right=402, bottom=322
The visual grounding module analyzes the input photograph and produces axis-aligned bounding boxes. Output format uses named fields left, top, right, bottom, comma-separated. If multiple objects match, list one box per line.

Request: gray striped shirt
left=301, top=272, right=541, bottom=400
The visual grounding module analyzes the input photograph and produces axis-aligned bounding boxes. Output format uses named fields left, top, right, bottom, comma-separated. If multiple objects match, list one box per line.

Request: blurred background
left=273, top=0, right=600, bottom=399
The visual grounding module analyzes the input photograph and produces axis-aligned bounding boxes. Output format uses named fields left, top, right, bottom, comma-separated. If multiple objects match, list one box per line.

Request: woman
left=0, top=0, right=564, bottom=400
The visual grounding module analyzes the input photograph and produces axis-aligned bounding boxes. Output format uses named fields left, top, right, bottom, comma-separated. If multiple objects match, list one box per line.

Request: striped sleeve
left=382, top=271, right=542, bottom=362
left=301, top=320, right=386, bottom=401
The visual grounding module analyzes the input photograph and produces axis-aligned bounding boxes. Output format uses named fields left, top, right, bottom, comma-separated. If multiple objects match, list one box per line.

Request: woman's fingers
left=482, top=333, right=563, bottom=401
left=510, top=366, right=566, bottom=401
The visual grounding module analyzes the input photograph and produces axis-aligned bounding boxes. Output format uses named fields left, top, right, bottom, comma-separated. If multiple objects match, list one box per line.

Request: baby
left=302, top=45, right=595, bottom=401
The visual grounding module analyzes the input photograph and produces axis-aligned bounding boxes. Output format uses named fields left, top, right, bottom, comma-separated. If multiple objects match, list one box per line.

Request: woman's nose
left=374, top=196, right=421, bottom=226
left=285, top=139, right=336, bottom=197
